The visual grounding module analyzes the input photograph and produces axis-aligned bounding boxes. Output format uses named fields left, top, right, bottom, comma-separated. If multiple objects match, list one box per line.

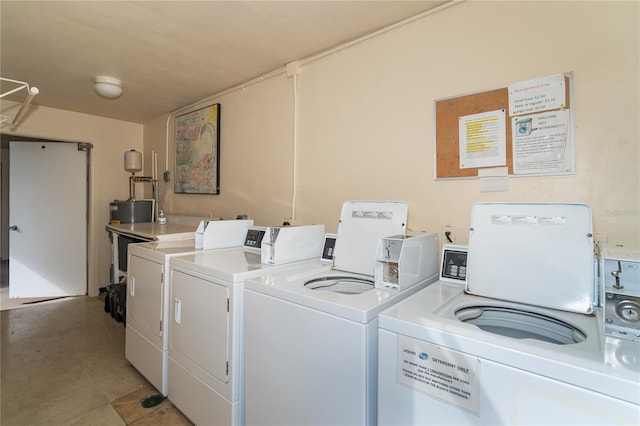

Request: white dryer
left=126, top=239, right=199, bottom=396
left=126, top=220, right=253, bottom=395
left=166, top=225, right=329, bottom=426
left=378, top=203, right=640, bottom=425
left=243, top=201, right=440, bottom=426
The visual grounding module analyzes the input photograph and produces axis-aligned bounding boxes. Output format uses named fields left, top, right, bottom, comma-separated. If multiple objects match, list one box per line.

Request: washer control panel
left=440, top=244, right=468, bottom=284
left=601, top=245, right=640, bottom=342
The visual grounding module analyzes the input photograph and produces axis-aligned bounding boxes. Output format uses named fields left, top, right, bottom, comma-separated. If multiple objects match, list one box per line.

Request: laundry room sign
left=397, top=336, right=479, bottom=413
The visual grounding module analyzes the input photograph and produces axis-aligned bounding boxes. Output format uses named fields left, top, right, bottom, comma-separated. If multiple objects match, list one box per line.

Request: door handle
left=9, top=225, right=18, bottom=231
left=129, top=277, right=135, bottom=296
left=174, top=299, right=182, bottom=324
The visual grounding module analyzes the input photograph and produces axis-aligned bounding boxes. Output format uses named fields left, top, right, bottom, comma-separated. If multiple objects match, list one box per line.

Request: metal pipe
left=152, top=181, right=159, bottom=221
left=128, top=175, right=155, bottom=202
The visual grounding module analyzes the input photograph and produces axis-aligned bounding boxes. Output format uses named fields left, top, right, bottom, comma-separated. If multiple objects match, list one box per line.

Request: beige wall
left=145, top=1, right=639, bottom=247
left=144, top=74, right=297, bottom=227
left=1, top=101, right=143, bottom=296
left=2, top=2, right=637, bottom=298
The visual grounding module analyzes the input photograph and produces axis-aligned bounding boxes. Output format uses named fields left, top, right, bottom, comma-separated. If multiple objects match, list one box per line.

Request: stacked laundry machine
left=377, top=203, right=640, bottom=425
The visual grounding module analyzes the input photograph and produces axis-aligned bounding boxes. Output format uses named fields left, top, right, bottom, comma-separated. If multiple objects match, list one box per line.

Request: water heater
left=109, top=200, right=153, bottom=224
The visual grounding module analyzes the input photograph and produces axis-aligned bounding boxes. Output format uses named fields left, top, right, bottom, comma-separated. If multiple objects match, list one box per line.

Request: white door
left=9, top=141, right=87, bottom=298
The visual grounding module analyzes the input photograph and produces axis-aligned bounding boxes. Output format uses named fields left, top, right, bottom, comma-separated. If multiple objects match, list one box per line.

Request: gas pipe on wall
left=109, top=150, right=160, bottom=224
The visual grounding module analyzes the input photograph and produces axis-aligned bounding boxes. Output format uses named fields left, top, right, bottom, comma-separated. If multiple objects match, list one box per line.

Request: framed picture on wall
left=174, top=103, right=221, bottom=194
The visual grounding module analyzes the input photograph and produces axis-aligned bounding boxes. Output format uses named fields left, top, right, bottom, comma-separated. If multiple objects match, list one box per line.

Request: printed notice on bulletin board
left=508, top=74, right=566, bottom=115
left=458, top=109, right=506, bottom=169
left=397, top=335, right=479, bottom=413
left=434, top=72, right=573, bottom=179
left=512, top=110, right=571, bottom=174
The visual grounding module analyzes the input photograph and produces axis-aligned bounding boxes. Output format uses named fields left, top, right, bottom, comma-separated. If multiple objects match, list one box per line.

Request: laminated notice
left=398, top=336, right=479, bottom=413
left=490, top=215, right=566, bottom=226
left=351, top=210, right=393, bottom=219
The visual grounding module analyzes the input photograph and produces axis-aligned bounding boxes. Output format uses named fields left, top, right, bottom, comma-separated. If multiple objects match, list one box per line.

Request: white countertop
left=105, top=221, right=198, bottom=241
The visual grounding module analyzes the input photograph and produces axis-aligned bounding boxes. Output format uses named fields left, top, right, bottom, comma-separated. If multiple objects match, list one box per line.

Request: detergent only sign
left=397, top=336, right=479, bottom=413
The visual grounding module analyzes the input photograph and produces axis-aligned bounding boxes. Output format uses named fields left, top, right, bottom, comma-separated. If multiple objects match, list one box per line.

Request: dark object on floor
left=101, top=283, right=127, bottom=324
left=141, top=392, right=166, bottom=408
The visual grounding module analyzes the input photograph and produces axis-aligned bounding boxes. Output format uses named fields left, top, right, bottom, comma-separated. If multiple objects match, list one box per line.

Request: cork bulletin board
left=434, top=73, right=573, bottom=179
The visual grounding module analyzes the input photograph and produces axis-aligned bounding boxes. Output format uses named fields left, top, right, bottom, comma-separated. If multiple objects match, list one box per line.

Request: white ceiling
left=1, top=1, right=448, bottom=124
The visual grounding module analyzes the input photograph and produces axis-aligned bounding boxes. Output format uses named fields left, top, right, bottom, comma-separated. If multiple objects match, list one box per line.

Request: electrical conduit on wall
left=162, top=0, right=461, bottom=218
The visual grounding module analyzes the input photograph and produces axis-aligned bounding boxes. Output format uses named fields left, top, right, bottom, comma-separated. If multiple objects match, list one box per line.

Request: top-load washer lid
left=332, top=201, right=408, bottom=276
left=466, top=203, right=594, bottom=314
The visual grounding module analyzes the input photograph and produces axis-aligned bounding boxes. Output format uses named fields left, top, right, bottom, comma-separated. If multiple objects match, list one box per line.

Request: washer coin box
left=600, top=244, right=640, bottom=342
left=374, top=232, right=439, bottom=291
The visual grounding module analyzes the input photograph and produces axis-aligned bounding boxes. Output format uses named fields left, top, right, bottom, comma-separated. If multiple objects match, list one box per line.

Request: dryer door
left=128, top=254, right=164, bottom=339
left=170, top=270, right=230, bottom=383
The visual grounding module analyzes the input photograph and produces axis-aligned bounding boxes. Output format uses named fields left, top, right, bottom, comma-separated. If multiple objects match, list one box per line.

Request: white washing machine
left=166, top=225, right=330, bottom=426
left=243, top=201, right=440, bottom=426
left=378, top=203, right=640, bottom=425
left=125, top=219, right=253, bottom=395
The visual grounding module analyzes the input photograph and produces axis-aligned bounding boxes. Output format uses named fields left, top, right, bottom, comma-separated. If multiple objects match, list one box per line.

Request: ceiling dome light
left=94, top=76, right=122, bottom=99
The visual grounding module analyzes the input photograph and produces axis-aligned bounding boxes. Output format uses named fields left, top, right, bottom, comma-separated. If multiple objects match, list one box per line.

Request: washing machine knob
left=611, top=261, right=624, bottom=289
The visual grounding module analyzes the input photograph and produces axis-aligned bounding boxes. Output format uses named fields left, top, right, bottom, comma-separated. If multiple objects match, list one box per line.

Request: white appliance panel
left=168, top=357, right=236, bottom=426
left=170, top=269, right=230, bottom=384
left=195, top=219, right=253, bottom=250
left=169, top=248, right=265, bottom=283
left=244, top=289, right=375, bottom=426
left=128, top=253, right=164, bottom=339
left=261, top=224, right=325, bottom=265
left=125, top=326, right=164, bottom=392
left=333, top=201, right=408, bottom=275
left=466, top=203, right=594, bottom=313
left=378, top=329, right=639, bottom=425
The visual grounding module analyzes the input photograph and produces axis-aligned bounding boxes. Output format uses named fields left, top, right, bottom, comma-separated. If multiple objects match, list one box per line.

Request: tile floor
left=0, top=294, right=193, bottom=425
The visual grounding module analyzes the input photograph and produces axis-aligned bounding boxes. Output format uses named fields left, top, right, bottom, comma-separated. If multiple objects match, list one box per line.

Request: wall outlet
left=282, top=218, right=298, bottom=226
left=442, top=226, right=456, bottom=244
left=594, top=234, right=608, bottom=245
left=594, top=234, right=608, bottom=256
left=441, top=225, right=470, bottom=245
